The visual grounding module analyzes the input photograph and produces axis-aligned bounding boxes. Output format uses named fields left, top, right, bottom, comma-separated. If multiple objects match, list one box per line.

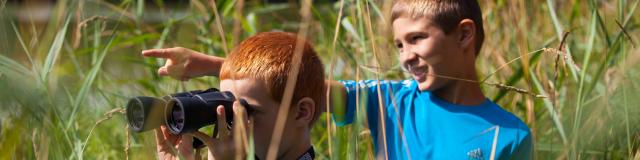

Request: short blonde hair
left=391, top=0, right=485, bottom=55
left=219, top=32, right=325, bottom=124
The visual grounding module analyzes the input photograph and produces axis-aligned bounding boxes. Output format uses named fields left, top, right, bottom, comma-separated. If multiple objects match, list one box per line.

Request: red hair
left=219, top=32, right=325, bottom=124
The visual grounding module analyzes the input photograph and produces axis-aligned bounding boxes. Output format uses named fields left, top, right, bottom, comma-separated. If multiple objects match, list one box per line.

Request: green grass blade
left=545, top=0, right=564, bottom=39
left=242, top=13, right=257, bottom=35
left=341, top=17, right=361, bottom=42
left=570, top=9, right=598, bottom=157
left=0, top=54, right=30, bottom=76
left=530, top=67, right=568, bottom=144
left=91, top=19, right=101, bottom=66
left=65, top=33, right=116, bottom=130
left=40, top=13, right=72, bottom=83
left=10, top=21, right=36, bottom=72
left=0, top=20, right=31, bottom=77
left=153, top=19, right=173, bottom=49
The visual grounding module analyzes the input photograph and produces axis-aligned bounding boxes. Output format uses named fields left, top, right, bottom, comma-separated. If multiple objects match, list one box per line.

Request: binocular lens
left=129, top=100, right=144, bottom=129
left=126, top=96, right=166, bottom=132
left=168, top=100, right=186, bottom=134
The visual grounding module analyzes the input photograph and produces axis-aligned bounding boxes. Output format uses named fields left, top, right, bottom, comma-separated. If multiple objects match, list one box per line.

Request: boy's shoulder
left=482, top=100, right=531, bottom=135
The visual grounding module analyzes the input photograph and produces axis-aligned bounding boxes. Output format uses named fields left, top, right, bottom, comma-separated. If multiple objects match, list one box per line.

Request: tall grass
left=0, top=0, right=639, bottom=159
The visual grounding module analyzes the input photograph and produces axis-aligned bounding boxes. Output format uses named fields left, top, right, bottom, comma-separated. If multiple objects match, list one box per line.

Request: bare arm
left=326, top=80, right=347, bottom=116
left=142, top=47, right=225, bottom=80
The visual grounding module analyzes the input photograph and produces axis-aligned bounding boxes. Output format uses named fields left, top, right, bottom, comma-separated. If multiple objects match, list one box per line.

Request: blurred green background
left=0, top=0, right=639, bottom=159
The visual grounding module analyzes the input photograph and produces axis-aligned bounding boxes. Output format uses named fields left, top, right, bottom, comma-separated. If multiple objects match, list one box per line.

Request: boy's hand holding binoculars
left=142, top=47, right=224, bottom=81
left=155, top=101, right=251, bottom=160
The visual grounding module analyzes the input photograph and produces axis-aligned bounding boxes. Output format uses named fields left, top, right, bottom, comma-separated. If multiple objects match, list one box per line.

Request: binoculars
left=126, top=88, right=249, bottom=135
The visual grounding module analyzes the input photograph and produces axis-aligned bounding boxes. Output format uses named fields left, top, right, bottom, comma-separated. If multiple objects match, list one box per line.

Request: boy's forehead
left=221, top=78, right=275, bottom=99
left=393, top=15, right=437, bottom=27
left=220, top=78, right=267, bottom=94
left=393, top=17, right=439, bottom=36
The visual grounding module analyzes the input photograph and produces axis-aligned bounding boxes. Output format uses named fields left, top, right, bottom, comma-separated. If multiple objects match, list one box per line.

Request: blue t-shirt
left=334, top=80, right=532, bottom=160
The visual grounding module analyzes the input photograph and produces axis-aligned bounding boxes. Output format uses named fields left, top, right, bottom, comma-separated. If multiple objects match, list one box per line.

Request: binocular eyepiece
left=126, top=88, right=248, bottom=135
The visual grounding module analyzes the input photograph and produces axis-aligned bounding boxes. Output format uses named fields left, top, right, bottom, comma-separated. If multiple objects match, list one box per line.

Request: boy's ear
left=293, top=97, right=316, bottom=127
left=458, top=19, right=476, bottom=52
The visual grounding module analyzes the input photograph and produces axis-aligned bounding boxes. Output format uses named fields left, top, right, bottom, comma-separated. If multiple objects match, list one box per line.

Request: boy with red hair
left=146, top=32, right=324, bottom=160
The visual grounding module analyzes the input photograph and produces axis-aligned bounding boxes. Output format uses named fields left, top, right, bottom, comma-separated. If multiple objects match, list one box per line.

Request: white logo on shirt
left=467, top=148, right=484, bottom=160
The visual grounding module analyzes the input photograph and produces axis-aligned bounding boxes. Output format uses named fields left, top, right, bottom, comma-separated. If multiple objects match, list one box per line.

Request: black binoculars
left=126, top=88, right=249, bottom=135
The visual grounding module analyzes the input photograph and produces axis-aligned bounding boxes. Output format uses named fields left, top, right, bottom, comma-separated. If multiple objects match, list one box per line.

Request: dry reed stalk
left=208, top=0, right=230, bottom=55
left=32, top=128, right=39, bottom=159
left=387, top=79, right=413, bottom=160
left=190, top=0, right=208, bottom=17
left=324, top=0, right=346, bottom=157
left=31, top=128, right=49, bottom=160
left=266, top=0, right=312, bottom=159
left=94, top=1, right=135, bottom=21
left=486, top=82, right=547, bottom=98
left=362, top=1, right=390, bottom=159
left=81, top=108, right=125, bottom=157
left=481, top=49, right=544, bottom=83
left=615, top=20, right=636, bottom=48
left=325, top=61, right=335, bottom=158
left=125, top=124, right=130, bottom=160
left=489, top=126, right=500, bottom=160
left=355, top=67, right=375, bottom=159
left=73, top=0, right=82, bottom=49
left=232, top=0, right=245, bottom=46
left=525, top=98, right=536, bottom=139
left=232, top=104, right=251, bottom=160
left=550, top=32, right=570, bottom=109
left=72, top=16, right=108, bottom=49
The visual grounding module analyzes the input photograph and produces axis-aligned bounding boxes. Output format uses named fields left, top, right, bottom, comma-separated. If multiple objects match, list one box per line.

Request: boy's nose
left=400, top=50, right=418, bottom=64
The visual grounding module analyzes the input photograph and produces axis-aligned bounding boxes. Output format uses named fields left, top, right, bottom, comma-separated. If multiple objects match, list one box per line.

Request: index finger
left=155, top=126, right=176, bottom=152
left=188, top=131, right=216, bottom=149
left=141, top=48, right=172, bottom=58
left=216, top=105, right=231, bottom=140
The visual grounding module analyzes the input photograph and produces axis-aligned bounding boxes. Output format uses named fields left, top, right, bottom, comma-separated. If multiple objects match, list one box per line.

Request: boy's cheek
left=250, top=115, right=272, bottom=132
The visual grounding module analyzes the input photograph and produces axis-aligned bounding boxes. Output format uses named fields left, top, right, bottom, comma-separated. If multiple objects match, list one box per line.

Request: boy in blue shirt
left=143, top=0, right=532, bottom=159
left=329, top=0, right=532, bottom=159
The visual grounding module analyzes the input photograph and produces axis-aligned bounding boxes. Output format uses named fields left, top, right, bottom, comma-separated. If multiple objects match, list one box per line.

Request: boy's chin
left=417, top=80, right=432, bottom=91
left=417, top=77, right=447, bottom=92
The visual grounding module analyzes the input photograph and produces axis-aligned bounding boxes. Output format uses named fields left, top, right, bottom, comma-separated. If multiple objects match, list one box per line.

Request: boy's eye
left=395, top=42, right=403, bottom=49
left=410, top=35, right=425, bottom=43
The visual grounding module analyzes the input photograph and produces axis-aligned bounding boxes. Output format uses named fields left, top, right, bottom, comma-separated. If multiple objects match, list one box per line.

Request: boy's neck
left=433, top=71, right=486, bottom=106
left=277, top=132, right=312, bottom=160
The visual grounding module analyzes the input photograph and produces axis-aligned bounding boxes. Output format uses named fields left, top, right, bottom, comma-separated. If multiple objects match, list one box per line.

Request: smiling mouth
left=407, top=65, right=428, bottom=81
